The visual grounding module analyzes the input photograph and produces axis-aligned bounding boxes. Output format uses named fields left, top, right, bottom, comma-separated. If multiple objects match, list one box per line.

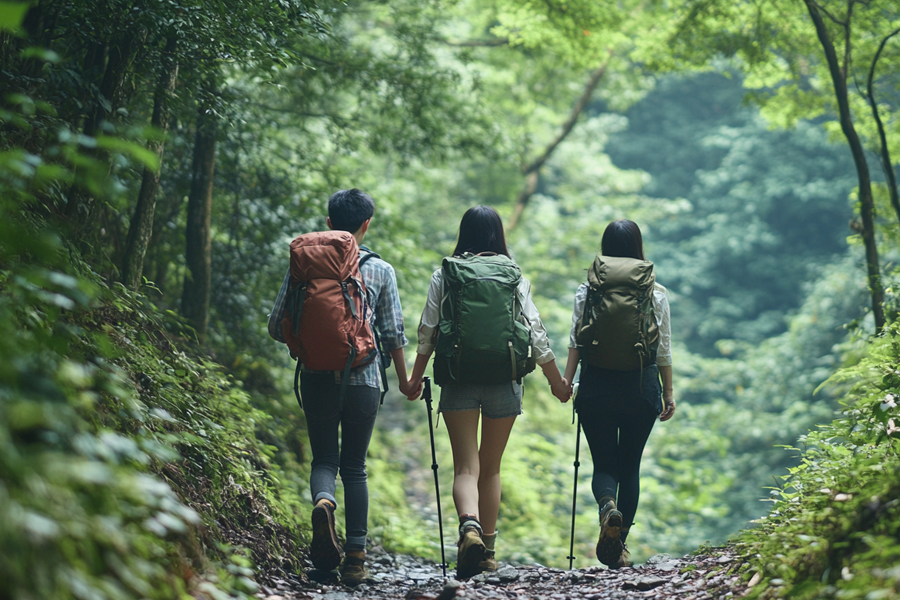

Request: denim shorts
left=438, top=381, right=523, bottom=419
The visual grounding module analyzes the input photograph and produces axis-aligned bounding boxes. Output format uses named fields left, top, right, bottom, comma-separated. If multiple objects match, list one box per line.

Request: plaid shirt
left=268, top=248, right=407, bottom=389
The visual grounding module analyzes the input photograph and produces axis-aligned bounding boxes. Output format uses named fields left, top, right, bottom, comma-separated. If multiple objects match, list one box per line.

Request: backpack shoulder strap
left=357, top=246, right=388, bottom=404
left=358, top=247, right=380, bottom=267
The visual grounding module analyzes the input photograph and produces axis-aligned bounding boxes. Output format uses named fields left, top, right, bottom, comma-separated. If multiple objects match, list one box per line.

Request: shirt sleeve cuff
left=656, top=356, right=673, bottom=367
left=380, top=334, right=408, bottom=352
left=417, top=343, right=435, bottom=356
left=536, top=351, right=556, bottom=365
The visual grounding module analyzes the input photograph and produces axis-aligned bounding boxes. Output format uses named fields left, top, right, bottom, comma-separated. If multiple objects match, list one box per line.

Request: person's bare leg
left=477, top=415, right=516, bottom=534
left=443, top=410, right=482, bottom=519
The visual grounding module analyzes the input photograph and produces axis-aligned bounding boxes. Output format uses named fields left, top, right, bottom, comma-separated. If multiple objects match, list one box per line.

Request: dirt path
left=256, top=545, right=752, bottom=600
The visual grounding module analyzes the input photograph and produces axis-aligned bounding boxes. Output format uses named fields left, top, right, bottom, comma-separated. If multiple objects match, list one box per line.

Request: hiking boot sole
left=596, top=509, right=624, bottom=567
left=310, top=504, right=342, bottom=571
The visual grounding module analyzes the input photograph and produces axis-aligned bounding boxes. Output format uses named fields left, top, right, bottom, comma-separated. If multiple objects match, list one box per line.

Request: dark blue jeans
left=576, top=364, right=661, bottom=530
left=300, top=373, right=380, bottom=551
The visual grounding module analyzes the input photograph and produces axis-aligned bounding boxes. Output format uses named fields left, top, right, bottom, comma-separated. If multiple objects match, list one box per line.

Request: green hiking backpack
left=575, top=255, right=659, bottom=370
left=433, top=253, right=536, bottom=386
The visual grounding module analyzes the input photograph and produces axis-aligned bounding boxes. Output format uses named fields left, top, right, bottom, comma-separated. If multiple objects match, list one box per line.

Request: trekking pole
left=423, top=377, right=448, bottom=579
left=567, top=383, right=581, bottom=570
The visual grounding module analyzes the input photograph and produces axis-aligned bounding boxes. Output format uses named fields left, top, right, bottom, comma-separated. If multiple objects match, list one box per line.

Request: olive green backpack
left=433, top=253, right=536, bottom=386
left=575, top=255, right=659, bottom=370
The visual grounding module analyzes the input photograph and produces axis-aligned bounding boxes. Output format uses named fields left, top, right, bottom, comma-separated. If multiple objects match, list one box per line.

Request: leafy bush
left=737, top=324, right=900, bottom=599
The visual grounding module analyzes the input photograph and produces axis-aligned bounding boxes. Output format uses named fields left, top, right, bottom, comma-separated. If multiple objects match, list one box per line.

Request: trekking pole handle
left=571, top=382, right=579, bottom=425
left=424, top=376, right=432, bottom=403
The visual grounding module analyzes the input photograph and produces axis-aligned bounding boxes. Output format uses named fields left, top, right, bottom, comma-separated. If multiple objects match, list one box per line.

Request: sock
left=482, top=531, right=497, bottom=552
left=458, top=514, right=482, bottom=535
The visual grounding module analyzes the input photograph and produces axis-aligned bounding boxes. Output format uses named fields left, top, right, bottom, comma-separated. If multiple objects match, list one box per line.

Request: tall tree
left=182, top=77, right=218, bottom=344
left=121, top=34, right=179, bottom=290
left=803, top=0, right=884, bottom=332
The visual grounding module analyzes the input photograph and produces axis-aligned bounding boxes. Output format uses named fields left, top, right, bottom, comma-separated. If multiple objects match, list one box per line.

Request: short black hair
left=453, top=205, right=509, bottom=257
left=601, top=219, right=645, bottom=260
left=328, top=189, right=375, bottom=233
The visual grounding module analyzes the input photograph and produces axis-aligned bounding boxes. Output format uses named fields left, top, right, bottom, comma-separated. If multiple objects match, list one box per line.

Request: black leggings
left=576, top=364, right=660, bottom=529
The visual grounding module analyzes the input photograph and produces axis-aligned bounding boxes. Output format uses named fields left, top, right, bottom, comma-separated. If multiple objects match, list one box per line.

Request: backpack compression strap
left=359, top=250, right=389, bottom=404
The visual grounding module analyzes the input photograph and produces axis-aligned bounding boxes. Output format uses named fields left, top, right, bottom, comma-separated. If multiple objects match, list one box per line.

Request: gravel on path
left=253, top=545, right=756, bottom=600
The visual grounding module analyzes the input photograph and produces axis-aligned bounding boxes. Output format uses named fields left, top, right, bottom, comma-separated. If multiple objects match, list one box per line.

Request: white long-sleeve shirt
left=416, top=268, right=556, bottom=365
left=567, top=282, right=672, bottom=367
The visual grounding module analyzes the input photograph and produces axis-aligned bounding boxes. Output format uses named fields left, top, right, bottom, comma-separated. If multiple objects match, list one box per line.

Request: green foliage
left=5, top=0, right=897, bottom=586
left=0, top=65, right=306, bottom=598
left=737, top=323, right=900, bottom=599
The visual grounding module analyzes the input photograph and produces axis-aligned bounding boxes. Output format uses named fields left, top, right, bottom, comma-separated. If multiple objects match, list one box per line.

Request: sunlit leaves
left=0, top=1, right=28, bottom=32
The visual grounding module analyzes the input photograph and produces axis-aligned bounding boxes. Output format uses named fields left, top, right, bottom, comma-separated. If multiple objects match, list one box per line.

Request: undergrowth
left=0, top=231, right=312, bottom=599
left=737, top=324, right=900, bottom=599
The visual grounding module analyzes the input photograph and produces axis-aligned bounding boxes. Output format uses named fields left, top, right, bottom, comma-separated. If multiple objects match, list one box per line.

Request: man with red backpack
left=268, top=189, right=415, bottom=586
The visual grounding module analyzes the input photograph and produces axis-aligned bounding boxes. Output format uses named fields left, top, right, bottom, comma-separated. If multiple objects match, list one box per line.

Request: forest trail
left=254, top=545, right=751, bottom=600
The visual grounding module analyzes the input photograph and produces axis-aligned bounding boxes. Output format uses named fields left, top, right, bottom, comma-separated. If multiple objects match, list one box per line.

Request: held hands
left=659, top=393, right=676, bottom=421
left=402, top=376, right=424, bottom=401
left=551, top=377, right=573, bottom=403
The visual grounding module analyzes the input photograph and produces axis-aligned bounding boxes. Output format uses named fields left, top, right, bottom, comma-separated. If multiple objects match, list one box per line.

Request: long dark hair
left=601, top=219, right=645, bottom=260
left=453, top=206, right=509, bottom=257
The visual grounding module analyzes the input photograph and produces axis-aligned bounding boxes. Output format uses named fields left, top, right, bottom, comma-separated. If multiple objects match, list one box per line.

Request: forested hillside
left=2, top=0, right=900, bottom=599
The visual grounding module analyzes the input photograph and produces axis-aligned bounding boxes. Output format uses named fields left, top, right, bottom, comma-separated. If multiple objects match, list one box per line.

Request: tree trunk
left=66, top=30, right=145, bottom=220
left=805, top=0, right=885, bottom=333
left=182, top=78, right=218, bottom=344
left=121, top=35, right=179, bottom=289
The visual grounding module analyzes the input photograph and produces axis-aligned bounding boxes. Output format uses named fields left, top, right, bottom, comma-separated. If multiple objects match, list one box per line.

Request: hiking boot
left=456, top=526, right=487, bottom=579
left=595, top=500, right=624, bottom=567
left=609, top=543, right=632, bottom=569
left=479, top=531, right=498, bottom=572
left=339, top=553, right=369, bottom=587
left=310, top=500, right=342, bottom=571
left=479, top=550, right=498, bottom=572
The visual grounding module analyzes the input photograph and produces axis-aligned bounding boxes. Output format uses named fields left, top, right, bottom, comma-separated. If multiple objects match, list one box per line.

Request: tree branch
left=506, top=58, right=611, bottom=231
left=842, top=0, right=854, bottom=80
left=809, top=0, right=847, bottom=26
left=865, top=26, right=900, bottom=226
left=439, top=37, right=510, bottom=47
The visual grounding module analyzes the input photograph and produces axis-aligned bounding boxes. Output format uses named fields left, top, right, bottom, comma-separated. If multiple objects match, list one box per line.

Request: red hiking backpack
left=281, top=231, right=380, bottom=404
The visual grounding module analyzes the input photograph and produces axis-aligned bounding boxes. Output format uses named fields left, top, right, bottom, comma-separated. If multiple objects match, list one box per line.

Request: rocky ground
left=255, top=545, right=755, bottom=600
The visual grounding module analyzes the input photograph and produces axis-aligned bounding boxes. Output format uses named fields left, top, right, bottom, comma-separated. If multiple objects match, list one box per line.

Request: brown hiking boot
left=310, top=500, right=342, bottom=571
left=479, top=550, right=498, bottom=572
left=595, top=500, right=624, bottom=567
left=609, top=543, right=632, bottom=569
left=479, top=532, right=498, bottom=572
left=456, top=526, right=487, bottom=579
left=339, top=553, right=369, bottom=587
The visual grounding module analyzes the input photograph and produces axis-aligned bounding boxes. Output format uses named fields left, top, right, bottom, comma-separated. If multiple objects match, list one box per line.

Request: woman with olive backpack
left=562, top=219, right=675, bottom=569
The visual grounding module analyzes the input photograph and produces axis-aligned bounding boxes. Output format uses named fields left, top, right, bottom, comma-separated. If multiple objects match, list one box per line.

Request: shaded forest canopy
left=2, top=1, right=900, bottom=599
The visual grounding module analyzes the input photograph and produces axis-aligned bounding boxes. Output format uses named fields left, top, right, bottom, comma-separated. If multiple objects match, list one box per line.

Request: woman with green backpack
left=407, top=205, right=570, bottom=579
left=562, top=219, right=675, bottom=569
